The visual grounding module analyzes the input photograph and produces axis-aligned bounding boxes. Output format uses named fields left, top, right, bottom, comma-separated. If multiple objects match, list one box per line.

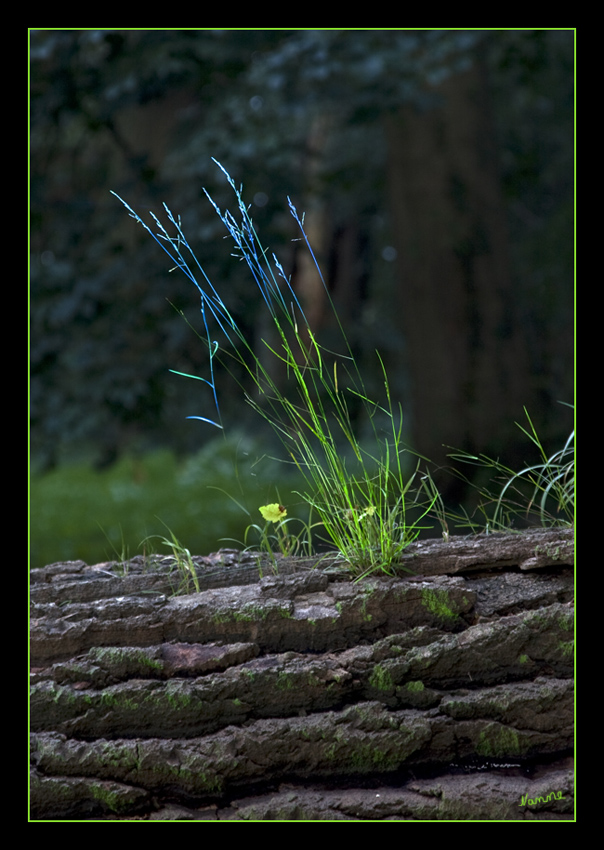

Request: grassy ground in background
left=29, top=434, right=309, bottom=570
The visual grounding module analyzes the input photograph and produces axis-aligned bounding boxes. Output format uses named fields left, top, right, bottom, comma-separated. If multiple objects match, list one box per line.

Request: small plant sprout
left=141, top=521, right=201, bottom=595
left=97, top=522, right=131, bottom=575
left=255, top=503, right=292, bottom=568
left=217, top=496, right=321, bottom=570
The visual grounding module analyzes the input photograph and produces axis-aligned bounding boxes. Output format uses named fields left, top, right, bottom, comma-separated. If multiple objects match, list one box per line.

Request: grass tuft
left=141, top=519, right=201, bottom=595
left=113, top=162, right=433, bottom=576
left=422, top=404, right=574, bottom=535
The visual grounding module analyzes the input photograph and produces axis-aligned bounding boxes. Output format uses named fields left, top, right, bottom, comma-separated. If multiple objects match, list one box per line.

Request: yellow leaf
left=259, top=503, right=287, bottom=523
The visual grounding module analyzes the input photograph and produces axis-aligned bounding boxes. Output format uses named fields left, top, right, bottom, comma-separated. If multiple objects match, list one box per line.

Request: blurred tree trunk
left=254, top=115, right=334, bottom=420
left=386, top=55, right=529, bottom=494
left=291, top=114, right=332, bottom=339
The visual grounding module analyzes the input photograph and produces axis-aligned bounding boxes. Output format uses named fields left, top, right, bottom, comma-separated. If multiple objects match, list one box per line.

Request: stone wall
left=30, top=527, right=574, bottom=821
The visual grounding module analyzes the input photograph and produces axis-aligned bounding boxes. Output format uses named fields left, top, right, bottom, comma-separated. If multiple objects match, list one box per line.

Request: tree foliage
left=30, top=29, right=574, bottom=476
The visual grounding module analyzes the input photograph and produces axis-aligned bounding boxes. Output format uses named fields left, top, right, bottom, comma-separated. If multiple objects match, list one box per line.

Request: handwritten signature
left=519, top=791, right=566, bottom=807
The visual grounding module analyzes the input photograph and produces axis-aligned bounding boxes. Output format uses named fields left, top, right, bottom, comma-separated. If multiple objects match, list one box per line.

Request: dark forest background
left=30, top=29, right=574, bottom=566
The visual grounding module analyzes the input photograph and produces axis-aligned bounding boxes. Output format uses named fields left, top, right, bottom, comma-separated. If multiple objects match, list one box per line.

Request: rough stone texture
left=30, top=529, right=574, bottom=821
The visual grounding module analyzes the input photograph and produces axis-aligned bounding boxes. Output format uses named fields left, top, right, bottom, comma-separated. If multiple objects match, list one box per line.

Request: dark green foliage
left=30, top=30, right=574, bottom=524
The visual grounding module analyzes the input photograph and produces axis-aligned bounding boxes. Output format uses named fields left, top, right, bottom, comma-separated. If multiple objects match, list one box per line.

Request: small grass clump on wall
left=29, top=433, right=307, bottom=569
left=112, top=161, right=436, bottom=578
